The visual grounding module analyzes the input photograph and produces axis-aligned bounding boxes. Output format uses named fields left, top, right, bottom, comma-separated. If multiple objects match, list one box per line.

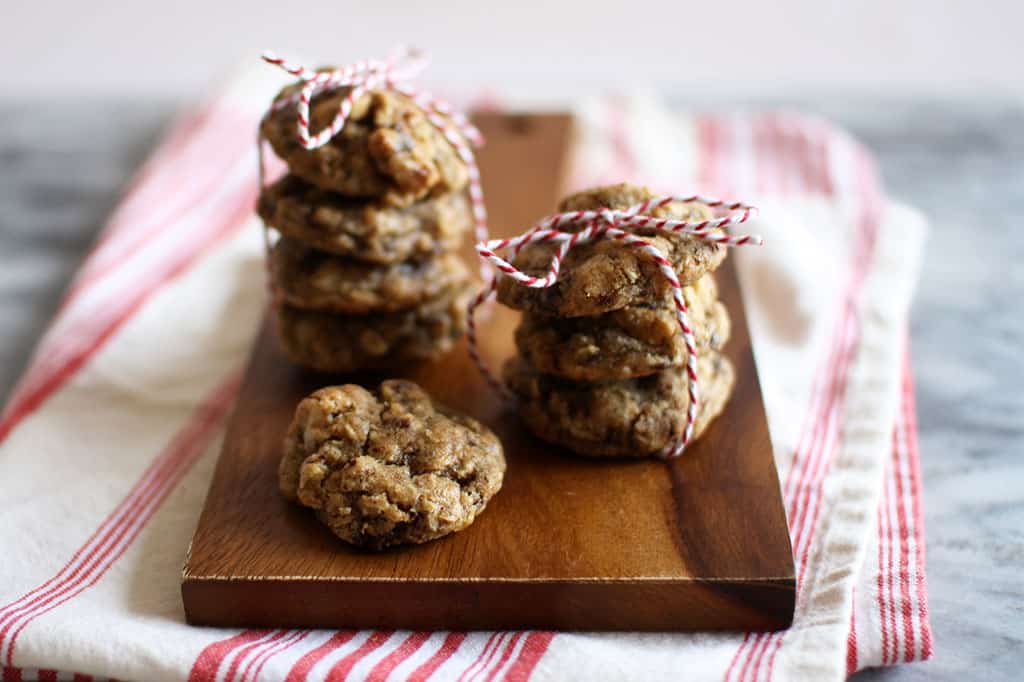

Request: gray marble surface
left=0, top=98, right=1021, bottom=681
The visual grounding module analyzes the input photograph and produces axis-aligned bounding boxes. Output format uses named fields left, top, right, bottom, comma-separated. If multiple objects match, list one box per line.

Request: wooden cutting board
left=181, top=113, right=795, bottom=632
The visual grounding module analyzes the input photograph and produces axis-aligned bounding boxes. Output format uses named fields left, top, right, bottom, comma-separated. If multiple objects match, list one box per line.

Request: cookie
left=276, top=286, right=470, bottom=373
left=496, top=183, right=726, bottom=317
left=280, top=380, right=505, bottom=549
left=514, top=274, right=731, bottom=382
left=258, top=174, right=471, bottom=263
left=270, top=237, right=469, bottom=314
left=261, top=84, right=468, bottom=205
left=503, top=351, right=735, bottom=457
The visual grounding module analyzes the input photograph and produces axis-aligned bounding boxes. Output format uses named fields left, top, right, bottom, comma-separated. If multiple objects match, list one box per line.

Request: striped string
left=257, top=47, right=490, bottom=269
left=469, top=196, right=763, bottom=457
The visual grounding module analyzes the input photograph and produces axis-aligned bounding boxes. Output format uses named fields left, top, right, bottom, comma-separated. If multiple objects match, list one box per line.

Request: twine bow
left=257, top=47, right=489, bottom=254
left=468, top=195, right=764, bottom=458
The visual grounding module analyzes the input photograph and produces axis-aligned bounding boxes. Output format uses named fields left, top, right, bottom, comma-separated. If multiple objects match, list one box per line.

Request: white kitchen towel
left=0, top=68, right=931, bottom=682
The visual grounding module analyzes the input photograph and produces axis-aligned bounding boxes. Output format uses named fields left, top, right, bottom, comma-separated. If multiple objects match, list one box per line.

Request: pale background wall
left=4, top=0, right=1022, bottom=101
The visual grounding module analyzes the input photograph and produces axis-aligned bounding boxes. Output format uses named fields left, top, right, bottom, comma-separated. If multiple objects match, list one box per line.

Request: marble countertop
left=1, top=98, right=1021, bottom=681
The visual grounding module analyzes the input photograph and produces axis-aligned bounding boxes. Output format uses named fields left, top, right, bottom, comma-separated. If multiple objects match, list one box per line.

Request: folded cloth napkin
left=0, top=68, right=931, bottom=682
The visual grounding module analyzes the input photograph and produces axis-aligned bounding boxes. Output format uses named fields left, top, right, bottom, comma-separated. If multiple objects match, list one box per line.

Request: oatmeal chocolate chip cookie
left=514, top=274, right=731, bottom=382
left=277, top=286, right=470, bottom=373
left=496, top=183, right=726, bottom=317
left=503, top=352, right=735, bottom=457
left=280, top=380, right=505, bottom=549
left=258, top=175, right=471, bottom=263
left=270, top=237, right=469, bottom=314
left=261, top=84, right=468, bottom=205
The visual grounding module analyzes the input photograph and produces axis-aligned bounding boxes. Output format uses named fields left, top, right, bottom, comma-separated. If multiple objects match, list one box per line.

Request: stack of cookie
left=499, top=184, right=736, bottom=457
left=258, top=81, right=474, bottom=373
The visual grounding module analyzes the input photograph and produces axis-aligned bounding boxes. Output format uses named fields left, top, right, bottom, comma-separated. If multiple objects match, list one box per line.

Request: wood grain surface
left=181, top=112, right=795, bottom=632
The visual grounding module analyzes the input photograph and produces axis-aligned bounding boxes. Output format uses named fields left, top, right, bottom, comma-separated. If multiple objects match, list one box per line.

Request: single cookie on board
left=280, top=380, right=506, bottom=549
left=496, top=183, right=726, bottom=317
left=258, top=175, right=471, bottom=263
left=515, top=274, right=731, bottom=382
left=270, top=237, right=469, bottom=314
left=503, top=352, right=735, bottom=457
left=261, top=85, right=468, bottom=205
left=277, top=287, right=470, bottom=373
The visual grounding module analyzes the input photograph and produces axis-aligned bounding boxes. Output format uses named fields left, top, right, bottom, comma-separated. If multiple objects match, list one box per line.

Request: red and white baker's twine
left=468, top=196, right=764, bottom=458
left=257, top=47, right=489, bottom=268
